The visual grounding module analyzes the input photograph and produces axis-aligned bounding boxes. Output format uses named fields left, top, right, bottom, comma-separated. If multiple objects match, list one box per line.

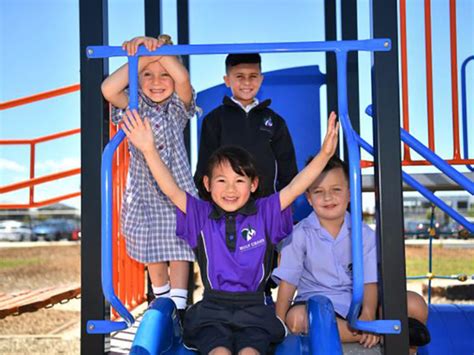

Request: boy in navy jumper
left=121, top=108, right=338, bottom=355
left=195, top=53, right=298, bottom=198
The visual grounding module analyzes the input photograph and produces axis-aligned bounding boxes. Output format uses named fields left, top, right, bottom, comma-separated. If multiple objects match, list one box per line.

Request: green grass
left=405, top=249, right=474, bottom=278
left=0, top=258, right=40, bottom=270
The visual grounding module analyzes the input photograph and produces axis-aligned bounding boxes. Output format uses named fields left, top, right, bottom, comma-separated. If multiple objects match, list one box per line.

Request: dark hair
left=306, top=155, right=349, bottom=181
left=200, top=146, right=260, bottom=200
left=225, top=53, right=262, bottom=73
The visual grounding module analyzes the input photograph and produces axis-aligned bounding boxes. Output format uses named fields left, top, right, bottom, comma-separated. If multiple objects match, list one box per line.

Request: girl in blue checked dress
left=101, top=35, right=197, bottom=313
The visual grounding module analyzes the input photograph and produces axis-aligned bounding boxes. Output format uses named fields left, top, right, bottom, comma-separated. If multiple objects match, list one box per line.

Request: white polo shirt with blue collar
left=272, top=211, right=378, bottom=318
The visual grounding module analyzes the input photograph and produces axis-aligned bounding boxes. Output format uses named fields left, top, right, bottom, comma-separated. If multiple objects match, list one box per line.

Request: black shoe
left=408, top=317, right=431, bottom=347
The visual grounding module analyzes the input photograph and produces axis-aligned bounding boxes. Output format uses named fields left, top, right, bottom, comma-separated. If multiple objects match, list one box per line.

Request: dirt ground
left=0, top=243, right=472, bottom=354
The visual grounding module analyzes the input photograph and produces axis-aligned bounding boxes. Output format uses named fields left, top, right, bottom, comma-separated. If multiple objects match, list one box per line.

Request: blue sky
left=0, top=0, right=473, bottom=212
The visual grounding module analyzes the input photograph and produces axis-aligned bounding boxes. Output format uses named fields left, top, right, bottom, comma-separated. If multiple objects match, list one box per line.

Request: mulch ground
left=0, top=245, right=80, bottom=354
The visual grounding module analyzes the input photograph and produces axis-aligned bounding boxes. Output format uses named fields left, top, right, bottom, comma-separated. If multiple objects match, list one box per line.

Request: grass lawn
left=405, top=245, right=474, bottom=278
left=0, top=258, right=40, bottom=270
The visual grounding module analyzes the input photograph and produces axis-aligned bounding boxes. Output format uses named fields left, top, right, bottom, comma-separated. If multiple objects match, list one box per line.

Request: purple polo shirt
left=272, top=212, right=378, bottom=318
left=176, top=192, right=293, bottom=292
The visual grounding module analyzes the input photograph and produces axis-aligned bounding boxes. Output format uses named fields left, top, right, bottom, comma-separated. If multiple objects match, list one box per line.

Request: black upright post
left=176, top=0, right=194, bottom=304
left=79, top=0, right=109, bottom=354
left=177, top=0, right=190, bottom=155
left=145, top=0, right=161, bottom=38
left=324, top=0, right=338, bottom=115
left=341, top=0, right=360, bottom=136
left=177, top=0, right=190, bottom=70
left=371, top=1, right=409, bottom=354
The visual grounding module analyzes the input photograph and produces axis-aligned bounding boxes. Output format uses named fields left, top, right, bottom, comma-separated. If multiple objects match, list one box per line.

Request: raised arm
left=121, top=109, right=187, bottom=212
left=279, top=112, right=339, bottom=210
left=101, top=56, right=157, bottom=109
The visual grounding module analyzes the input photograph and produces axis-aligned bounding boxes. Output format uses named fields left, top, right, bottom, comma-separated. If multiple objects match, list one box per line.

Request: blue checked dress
left=112, top=90, right=197, bottom=263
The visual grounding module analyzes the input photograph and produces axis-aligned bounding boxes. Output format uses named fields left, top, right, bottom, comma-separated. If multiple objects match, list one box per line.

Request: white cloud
left=0, top=158, right=26, bottom=172
left=36, top=157, right=80, bottom=173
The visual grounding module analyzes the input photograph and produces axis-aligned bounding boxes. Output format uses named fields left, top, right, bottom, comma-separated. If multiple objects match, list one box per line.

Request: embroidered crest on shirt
left=264, top=117, right=273, bottom=127
left=241, top=226, right=257, bottom=241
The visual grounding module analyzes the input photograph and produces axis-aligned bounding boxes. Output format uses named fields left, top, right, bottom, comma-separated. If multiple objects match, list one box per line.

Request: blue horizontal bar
left=86, top=39, right=391, bottom=59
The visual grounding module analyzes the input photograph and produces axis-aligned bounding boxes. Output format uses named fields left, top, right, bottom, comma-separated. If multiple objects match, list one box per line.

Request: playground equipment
left=73, top=0, right=473, bottom=354
left=86, top=39, right=402, bottom=342
left=85, top=33, right=474, bottom=352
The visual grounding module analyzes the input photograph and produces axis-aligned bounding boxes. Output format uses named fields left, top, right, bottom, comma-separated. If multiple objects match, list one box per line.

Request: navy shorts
left=183, top=289, right=286, bottom=354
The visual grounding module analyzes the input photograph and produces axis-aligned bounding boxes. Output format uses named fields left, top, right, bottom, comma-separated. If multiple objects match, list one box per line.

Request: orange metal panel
left=0, top=192, right=81, bottom=209
left=0, top=168, right=81, bottom=194
left=449, top=0, right=461, bottom=159
left=424, top=0, right=435, bottom=151
left=399, top=0, right=411, bottom=161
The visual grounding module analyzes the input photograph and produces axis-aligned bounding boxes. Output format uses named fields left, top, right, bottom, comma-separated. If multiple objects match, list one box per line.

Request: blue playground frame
left=85, top=39, right=403, bottom=343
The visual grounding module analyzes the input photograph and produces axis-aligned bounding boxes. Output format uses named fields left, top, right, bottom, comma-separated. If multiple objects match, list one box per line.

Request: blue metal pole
left=336, top=51, right=400, bottom=335
left=87, top=56, right=140, bottom=334
left=86, top=39, right=391, bottom=59
left=399, top=129, right=474, bottom=194
left=460, top=56, right=474, bottom=172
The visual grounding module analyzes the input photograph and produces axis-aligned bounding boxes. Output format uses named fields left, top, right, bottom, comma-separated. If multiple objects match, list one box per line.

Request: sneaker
left=408, top=317, right=431, bottom=347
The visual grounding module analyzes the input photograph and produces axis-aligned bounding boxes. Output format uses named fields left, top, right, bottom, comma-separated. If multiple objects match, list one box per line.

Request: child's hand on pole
left=122, top=35, right=171, bottom=56
left=121, top=109, right=155, bottom=155
left=320, top=111, right=339, bottom=158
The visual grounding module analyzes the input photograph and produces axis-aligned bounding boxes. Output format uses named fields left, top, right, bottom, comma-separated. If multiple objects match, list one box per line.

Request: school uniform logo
left=264, top=117, right=273, bottom=127
left=241, top=226, right=257, bottom=242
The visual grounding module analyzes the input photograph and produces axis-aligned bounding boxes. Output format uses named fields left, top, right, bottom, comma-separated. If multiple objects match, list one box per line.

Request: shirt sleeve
left=168, top=89, right=198, bottom=131
left=270, top=115, right=298, bottom=191
left=272, top=225, right=307, bottom=286
left=176, top=193, right=209, bottom=249
left=363, top=224, right=378, bottom=284
left=258, top=193, right=293, bottom=245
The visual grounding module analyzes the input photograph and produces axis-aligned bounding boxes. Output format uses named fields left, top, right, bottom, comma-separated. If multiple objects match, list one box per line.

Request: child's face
left=224, top=63, right=263, bottom=106
left=139, top=60, right=175, bottom=103
left=203, top=161, right=259, bottom=213
left=306, top=167, right=350, bottom=225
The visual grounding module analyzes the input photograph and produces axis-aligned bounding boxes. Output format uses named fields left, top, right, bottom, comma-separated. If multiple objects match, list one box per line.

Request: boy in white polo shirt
left=273, top=156, right=430, bottom=351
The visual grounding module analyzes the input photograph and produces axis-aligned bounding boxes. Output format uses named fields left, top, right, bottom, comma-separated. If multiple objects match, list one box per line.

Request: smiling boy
left=195, top=53, right=297, bottom=199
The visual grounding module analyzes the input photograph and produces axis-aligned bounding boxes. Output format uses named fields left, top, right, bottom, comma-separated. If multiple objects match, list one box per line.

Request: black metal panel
left=324, top=0, right=338, bottom=114
left=177, top=0, right=190, bottom=69
left=341, top=0, right=360, bottom=135
left=176, top=0, right=194, bottom=304
left=371, top=1, right=410, bottom=353
left=79, top=0, right=109, bottom=353
left=145, top=0, right=161, bottom=38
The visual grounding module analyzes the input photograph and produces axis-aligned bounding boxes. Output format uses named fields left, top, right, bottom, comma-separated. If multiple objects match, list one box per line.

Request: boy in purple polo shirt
left=120, top=109, right=339, bottom=355
left=273, top=156, right=430, bottom=351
